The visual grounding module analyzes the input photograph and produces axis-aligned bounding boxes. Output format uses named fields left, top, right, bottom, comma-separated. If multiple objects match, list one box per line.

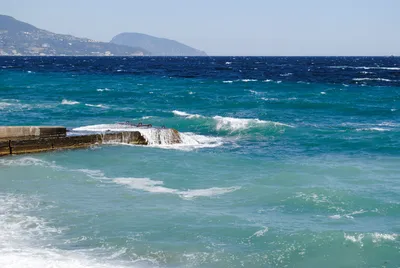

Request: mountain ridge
left=111, top=32, right=207, bottom=56
left=0, top=15, right=149, bottom=56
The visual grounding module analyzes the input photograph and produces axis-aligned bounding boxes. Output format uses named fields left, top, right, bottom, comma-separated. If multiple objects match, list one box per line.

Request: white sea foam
left=61, top=99, right=80, bottom=105
left=263, top=79, right=273, bottom=83
left=225, top=62, right=232, bottom=65
left=0, top=193, right=152, bottom=268
left=223, top=80, right=233, bottom=84
left=0, top=157, right=61, bottom=169
left=85, top=104, right=109, bottom=109
left=113, top=177, right=240, bottom=200
left=320, top=91, right=327, bottom=95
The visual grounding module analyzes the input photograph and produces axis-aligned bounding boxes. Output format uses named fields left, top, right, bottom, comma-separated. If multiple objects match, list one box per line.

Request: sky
left=1, top=0, right=399, bottom=56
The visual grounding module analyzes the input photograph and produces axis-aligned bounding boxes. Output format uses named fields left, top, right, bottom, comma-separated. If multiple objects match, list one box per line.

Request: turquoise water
left=0, top=57, right=399, bottom=267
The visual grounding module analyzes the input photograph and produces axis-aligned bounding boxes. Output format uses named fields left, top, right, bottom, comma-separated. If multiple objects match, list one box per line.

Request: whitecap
left=0, top=102, right=12, bottom=110
left=241, top=79, right=258, bottom=82
left=280, top=73, right=293, bottom=77
left=329, top=66, right=400, bottom=71
left=225, top=62, right=232, bottom=65
left=113, top=177, right=240, bottom=200
left=61, top=99, right=80, bottom=105
left=172, top=110, right=204, bottom=119
left=250, top=227, right=269, bottom=238
left=356, top=127, right=390, bottom=132
left=223, top=80, right=233, bottom=84
left=85, top=104, right=109, bottom=109
left=372, top=233, right=398, bottom=243
left=344, top=233, right=364, bottom=245
left=261, top=97, right=279, bottom=101
left=320, top=92, right=326, bottom=95
left=96, top=88, right=112, bottom=92
left=213, top=116, right=293, bottom=131
left=263, top=79, right=273, bottom=83
left=353, top=78, right=393, bottom=82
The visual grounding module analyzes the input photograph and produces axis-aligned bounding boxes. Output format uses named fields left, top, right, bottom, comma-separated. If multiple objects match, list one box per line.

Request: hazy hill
left=111, top=32, right=207, bottom=56
left=0, top=15, right=149, bottom=56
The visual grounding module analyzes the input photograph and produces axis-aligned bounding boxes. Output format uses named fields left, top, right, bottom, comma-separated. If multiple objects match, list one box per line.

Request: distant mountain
left=111, top=32, right=207, bottom=56
left=0, top=15, right=149, bottom=56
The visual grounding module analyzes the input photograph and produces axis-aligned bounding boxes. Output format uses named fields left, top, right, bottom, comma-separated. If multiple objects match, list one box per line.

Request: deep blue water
left=0, top=56, right=399, bottom=267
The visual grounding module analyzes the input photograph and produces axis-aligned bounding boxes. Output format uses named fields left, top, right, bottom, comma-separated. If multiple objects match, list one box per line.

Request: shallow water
left=0, top=56, right=399, bottom=267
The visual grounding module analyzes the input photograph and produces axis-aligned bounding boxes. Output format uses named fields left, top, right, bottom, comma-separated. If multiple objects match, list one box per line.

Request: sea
left=0, top=56, right=399, bottom=268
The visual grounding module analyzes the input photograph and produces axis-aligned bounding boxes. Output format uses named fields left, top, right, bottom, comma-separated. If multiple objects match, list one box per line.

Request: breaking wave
left=61, top=99, right=80, bottom=105
left=172, top=110, right=294, bottom=132
left=72, top=124, right=223, bottom=150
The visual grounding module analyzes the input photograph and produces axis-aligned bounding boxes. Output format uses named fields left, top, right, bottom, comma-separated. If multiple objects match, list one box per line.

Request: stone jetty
left=0, top=126, right=154, bottom=156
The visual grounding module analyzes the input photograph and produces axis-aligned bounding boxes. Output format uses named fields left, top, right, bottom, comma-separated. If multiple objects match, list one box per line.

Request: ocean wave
left=172, top=110, right=204, bottom=119
left=329, top=209, right=367, bottom=220
left=344, top=232, right=398, bottom=246
left=0, top=102, right=12, bottom=110
left=250, top=227, right=269, bottom=238
left=240, top=79, right=258, bottom=82
left=280, top=73, right=293, bottom=77
left=61, top=99, right=80, bottom=105
left=353, top=78, right=394, bottom=82
left=85, top=104, right=109, bottom=109
left=72, top=124, right=223, bottom=151
left=96, top=88, right=113, bottom=92
left=356, top=127, right=391, bottom=132
left=213, top=116, right=293, bottom=131
left=172, top=110, right=293, bottom=131
left=329, top=66, right=400, bottom=71
left=222, top=80, right=233, bottom=84
left=0, top=99, right=31, bottom=111
left=113, top=177, right=240, bottom=200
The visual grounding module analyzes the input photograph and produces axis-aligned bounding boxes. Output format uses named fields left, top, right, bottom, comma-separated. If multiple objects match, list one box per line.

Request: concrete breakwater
left=0, top=126, right=181, bottom=156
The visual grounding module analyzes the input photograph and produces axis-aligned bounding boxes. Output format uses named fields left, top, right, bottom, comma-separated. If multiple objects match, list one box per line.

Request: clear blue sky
left=1, top=0, right=399, bottom=56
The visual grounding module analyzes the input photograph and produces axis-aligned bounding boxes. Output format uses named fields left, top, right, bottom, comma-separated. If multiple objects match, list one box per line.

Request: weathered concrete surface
left=0, top=131, right=147, bottom=157
left=0, top=126, right=66, bottom=140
